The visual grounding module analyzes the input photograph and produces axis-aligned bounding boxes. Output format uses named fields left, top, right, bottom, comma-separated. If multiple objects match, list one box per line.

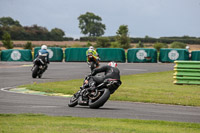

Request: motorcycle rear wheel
left=89, top=89, right=110, bottom=109
left=32, top=65, right=39, bottom=78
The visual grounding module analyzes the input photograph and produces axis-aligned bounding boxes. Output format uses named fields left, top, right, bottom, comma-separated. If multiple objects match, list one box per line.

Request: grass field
left=0, top=114, right=200, bottom=133
left=10, top=71, right=200, bottom=132
left=20, top=71, right=200, bottom=106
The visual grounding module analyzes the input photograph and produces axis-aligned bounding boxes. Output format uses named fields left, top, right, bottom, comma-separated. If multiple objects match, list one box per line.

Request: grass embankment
left=21, top=71, right=200, bottom=106
left=0, top=114, right=200, bottom=133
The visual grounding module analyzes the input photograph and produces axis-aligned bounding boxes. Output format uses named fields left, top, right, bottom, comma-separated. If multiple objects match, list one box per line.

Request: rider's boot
left=43, top=65, right=48, bottom=72
left=80, top=86, right=84, bottom=90
left=78, top=96, right=88, bottom=105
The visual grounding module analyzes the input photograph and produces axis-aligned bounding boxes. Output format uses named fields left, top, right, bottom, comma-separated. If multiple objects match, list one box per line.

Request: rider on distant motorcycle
left=83, top=61, right=121, bottom=93
left=86, top=46, right=100, bottom=68
left=35, top=45, right=49, bottom=71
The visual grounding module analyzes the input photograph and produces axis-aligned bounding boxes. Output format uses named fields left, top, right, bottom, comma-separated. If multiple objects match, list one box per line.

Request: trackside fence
left=127, top=48, right=157, bottom=63
left=173, top=61, right=200, bottom=85
left=97, top=48, right=126, bottom=62
left=2, top=48, right=200, bottom=63
left=191, top=51, right=200, bottom=61
left=1, top=49, right=32, bottom=61
left=65, top=48, right=88, bottom=62
left=159, top=48, right=189, bottom=63
left=34, top=47, right=63, bottom=62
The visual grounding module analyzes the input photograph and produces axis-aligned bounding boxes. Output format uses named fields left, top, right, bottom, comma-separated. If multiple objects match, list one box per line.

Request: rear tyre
left=89, top=89, right=110, bottom=109
left=32, top=65, right=39, bottom=78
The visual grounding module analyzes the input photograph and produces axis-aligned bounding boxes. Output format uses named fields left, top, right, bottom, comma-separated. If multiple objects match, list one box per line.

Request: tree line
left=80, top=36, right=200, bottom=44
left=0, top=17, right=73, bottom=41
left=1, top=13, right=200, bottom=47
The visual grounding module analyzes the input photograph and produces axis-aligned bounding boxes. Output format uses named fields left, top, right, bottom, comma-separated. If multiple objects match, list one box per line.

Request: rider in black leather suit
left=88, top=61, right=120, bottom=91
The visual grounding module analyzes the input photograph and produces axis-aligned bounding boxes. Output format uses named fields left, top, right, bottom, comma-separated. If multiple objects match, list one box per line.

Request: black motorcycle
left=87, top=53, right=99, bottom=71
left=68, top=75, right=121, bottom=109
left=31, top=56, right=47, bottom=78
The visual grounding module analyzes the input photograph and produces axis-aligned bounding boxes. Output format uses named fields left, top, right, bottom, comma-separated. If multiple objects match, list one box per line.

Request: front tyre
left=68, top=93, right=79, bottom=107
left=90, top=62, right=95, bottom=71
left=32, top=65, right=39, bottom=78
left=38, top=74, right=42, bottom=78
left=89, top=89, right=110, bottom=109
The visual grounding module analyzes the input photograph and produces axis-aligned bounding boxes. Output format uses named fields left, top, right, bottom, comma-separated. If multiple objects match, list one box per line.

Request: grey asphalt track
left=0, top=62, right=200, bottom=123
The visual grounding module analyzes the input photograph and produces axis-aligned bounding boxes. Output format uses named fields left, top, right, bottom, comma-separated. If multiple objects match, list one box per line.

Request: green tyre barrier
left=159, top=48, right=189, bottom=63
left=173, top=61, right=200, bottom=85
left=96, top=48, right=126, bottom=62
left=1, top=49, right=32, bottom=62
left=191, top=51, right=200, bottom=61
left=127, top=48, right=157, bottom=63
left=65, top=48, right=88, bottom=62
left=174, top=79, right=200, bottom=85
left=34, top=47, right=63, bottom=62
left=174, top=61, right=200, bottom=69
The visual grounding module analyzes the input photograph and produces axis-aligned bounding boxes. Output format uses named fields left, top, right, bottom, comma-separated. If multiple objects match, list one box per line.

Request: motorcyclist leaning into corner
left=86, top=46, right=100, bottom=68
left=35, top=45, right=50, bottom=72
left=83, top=61, right=121, bottom=93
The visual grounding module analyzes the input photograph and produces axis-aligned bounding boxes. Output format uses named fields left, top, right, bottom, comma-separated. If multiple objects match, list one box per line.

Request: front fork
left=31, top=64, right=35, bottom=71
left=78, top=89, right=89, bottom=105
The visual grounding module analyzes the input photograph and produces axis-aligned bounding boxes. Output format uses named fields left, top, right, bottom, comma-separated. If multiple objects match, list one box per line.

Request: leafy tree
left=50, top=28, right=65, bottom=41
left=170, top=41, right=186, bottom=49
left=116, top=25, right=130, bottom=49
left=23, top=41, right=32, bottom=50
left=78, top=12, right=106, bottom=37
left=136, top=41, right=144, bottom=48
left=116, top=25, right=129, bottom=36
left=24, top=25, right=49, bottom=40
left=153, top=42, right=168, bottom=51
left=2, top=32, right=13, bottom=49
left=95, top=37, right=111, bottom=48
left=0, top=26, right=5, bottom=39
left=86, top=41, right=93, bottom=47
left=110, top=42, right=120, bottom=48
left=9, top=25, right=26, bottom=40
left=0, top=17, right=70, bottom=41
left=0, top=17, right=21, bottom=27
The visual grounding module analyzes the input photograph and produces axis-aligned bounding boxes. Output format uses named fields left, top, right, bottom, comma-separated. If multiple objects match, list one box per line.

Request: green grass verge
left=20, top=71, right=200, bottom=106
left=0, top=114, right=199, bottom=133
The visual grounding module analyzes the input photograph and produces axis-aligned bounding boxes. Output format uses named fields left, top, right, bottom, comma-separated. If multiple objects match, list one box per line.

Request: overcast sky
left=0, top=0, right=200, bottom=38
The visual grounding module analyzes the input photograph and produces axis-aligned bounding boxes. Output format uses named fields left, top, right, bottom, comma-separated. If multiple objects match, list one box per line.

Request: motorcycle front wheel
left=89, top=89, right=110, bottom=109
left=32, top=65, right=39, bottom=78
left=90, top=62, right=96, bottom=71
left=68, top=93, right=79, bottom=107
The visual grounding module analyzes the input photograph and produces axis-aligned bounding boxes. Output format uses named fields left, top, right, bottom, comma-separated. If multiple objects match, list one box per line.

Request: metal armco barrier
left=173, top=61, right=200, bottom=85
